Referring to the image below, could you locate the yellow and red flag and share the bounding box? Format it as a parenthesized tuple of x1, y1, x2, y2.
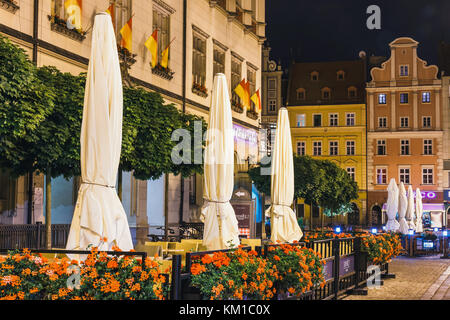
(160, 38, 175, 69)
(234, 79, 247, 107)
(64, 0, 82, 30)
(144, 30, 158, 68)
(251, 89, 262, 112)
(105, 4, 115, 27)
(120, 17, 133, 53)
(244, 80, 251, 110)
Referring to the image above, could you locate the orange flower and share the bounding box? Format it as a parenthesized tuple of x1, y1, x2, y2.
(288, 287, 295, 294)
(191, 263, 206, 275)
(242, 273, 248, 280)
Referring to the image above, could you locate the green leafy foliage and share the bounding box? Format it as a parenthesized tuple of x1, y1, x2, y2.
(249, 155, 359, 215)
(0, 35, 54, 176)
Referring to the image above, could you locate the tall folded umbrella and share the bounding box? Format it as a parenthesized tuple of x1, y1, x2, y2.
(66, 13, 133, 252)
(265, 107, 303, 243)
(385, 178, 400, 232)
(201, 73, 240, 250)
(398, 182, 408, 234)
(415, 188, 424, 233)
(406, 184, 416, 230)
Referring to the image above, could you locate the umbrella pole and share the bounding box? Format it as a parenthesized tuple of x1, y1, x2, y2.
(45, 168, 52, 249)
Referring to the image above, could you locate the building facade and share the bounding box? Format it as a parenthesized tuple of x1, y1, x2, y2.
(366, 37, 445, 227)
(0, 0, 265, 244)
(286, 58, 368, 228)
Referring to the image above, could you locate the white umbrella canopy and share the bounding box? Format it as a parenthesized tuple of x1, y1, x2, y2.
(415, 188, 424, 233)
(397, 182, 408, 234)
(265, 107, 303, 243)
(201, 73, 240, 250)
(66, 13, 133, 252)
(406, 184, 416, 230)
(385, 178, 400, 232)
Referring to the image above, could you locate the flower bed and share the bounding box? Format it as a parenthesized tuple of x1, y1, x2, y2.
(189, 244, 325, 300)
(0, 248, 169, 300)
(359, 232, 402, 265)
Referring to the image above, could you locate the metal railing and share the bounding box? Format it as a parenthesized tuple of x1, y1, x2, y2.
(0, 223, 70, 249)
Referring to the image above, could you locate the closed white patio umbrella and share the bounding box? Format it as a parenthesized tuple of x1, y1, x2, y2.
(66, 13, 133, 252)
(385, 178, 400, 232)
(406, 184, 416, 230)
(415, 188, 424, 233)
(201, 73, 240, 250)
(398, 182, 408, 234)
(265, 107, 303, 243)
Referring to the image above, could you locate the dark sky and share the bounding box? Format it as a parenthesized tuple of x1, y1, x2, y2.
(266, 0, 450, 69)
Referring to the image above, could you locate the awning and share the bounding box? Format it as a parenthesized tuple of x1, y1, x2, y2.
(382, 203, 445, 212)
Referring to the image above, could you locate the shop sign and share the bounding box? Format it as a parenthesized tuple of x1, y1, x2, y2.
(232, 204, 252, 229)
(323, 260, 333, 281)
(412, 191, 437, 200)
(233, 124, 258, 146)
(444, 190, 450, 201)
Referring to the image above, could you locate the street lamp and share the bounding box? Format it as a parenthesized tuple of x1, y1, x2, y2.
(441, 229, 449, 259)
(371, 228, 377, 234)
(335, 226, 341, 234)
(408, 229, 414, 257)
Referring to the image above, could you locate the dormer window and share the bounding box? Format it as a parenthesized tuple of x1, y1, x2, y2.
(321, 87, 331, 100)
(337, 70, 345, 80)
(296, 88, 306, 100)
(348, 86, 357, 99)
(311, 71, 319, 81)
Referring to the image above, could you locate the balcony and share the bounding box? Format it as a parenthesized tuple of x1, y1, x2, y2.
(231, 100, 244, 113)
(247, 109, 259, 120)
(192, 82, 208, 98)
(48, 15, 86, 42)
(0, 0, 19, 14)
(152, 63, 174, 81)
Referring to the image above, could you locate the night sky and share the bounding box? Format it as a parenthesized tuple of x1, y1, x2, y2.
(266, 0, 450, 69)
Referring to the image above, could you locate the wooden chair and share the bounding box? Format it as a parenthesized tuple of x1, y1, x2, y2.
(145, 241, 169, 256)
(136, 243, 162, 258)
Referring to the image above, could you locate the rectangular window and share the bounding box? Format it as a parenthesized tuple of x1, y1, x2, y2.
(296, 114, 306, 127)
(247, 66, 257, 111)
(346, 167, 355, 181)
(423, 139, 433, 155)
(400, 140, 410, 155)
(297, 141, 306, 156)
(329, 141, 338, 156)
(297, 90, 305, 100)
(192, 33, 206, 86)
(109, 0, 133, 39)
(378, 117, 387, 128)
(268, 100, 276, 112)
(422, 92, 431, 103)
(400, 93, 409, 104)
(400, 117, 409, 128)
(400, 65, 409, 76)
(213, 46, 225, 78)
(153, 7, 171, 67)
(313, 141, 322, 156)
(378, 94, 387, 104)
(346, 113, 355, 126)
(346, 140, 355, 155)
(188, 174, 196, 205)
(399, 168, 410, 184)
(422, 167, 433, 185)
(376, 168, 387, 184)
(231, 57, 242, 105)
(377, 140, 386, 155)
(268, 78, 276, 90)
(313, 114, 322, 127)
(422, 116, 432, 128)
(297, 204, 305, 218)
(329, 113, 338, 126)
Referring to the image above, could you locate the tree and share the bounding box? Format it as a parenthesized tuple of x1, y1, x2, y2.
(0, 35, 54, 176)
(249, 155, 358, 229)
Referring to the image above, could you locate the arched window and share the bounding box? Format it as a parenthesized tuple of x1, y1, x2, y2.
(337, 70, 345, 80)
(321, 87, 331, 100)
(348, 86, 357, 99)
(296, 88, 306, 100)
(310, 71, 319, 81)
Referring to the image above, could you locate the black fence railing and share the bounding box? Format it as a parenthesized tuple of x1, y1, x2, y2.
(0, 223, 70, 249)
(170, 236, 394, 300)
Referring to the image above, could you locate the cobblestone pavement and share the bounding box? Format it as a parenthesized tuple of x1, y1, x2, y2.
(344, 255, 450, 300)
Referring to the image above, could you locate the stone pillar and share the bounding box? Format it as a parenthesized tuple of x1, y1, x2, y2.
(135, 179, 149, 246)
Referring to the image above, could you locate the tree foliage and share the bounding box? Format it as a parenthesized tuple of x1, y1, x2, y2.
(0, 35, 54, 176)
(249, 155, 359, 215)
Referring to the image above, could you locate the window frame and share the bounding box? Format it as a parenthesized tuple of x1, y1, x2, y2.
(346, 112, 355, 126)
(346, 167, 356, 181)
(400, 139, 410, 155)
(378, 93, 387, 105)
(422, 116, 432, 128)
(399, 167, 410, 185)
(296, 114, 306, 127)
(400, 92, 409, 104)
(329, 140, 339, 156)
(378, 117, 387, 128)
(297, 141, 306, 156)
(313, 141, 322, 156)
(422, 166, 434, 185)
(377, 139, 386, 155)
(313, 114, 322, 127)
(376, 167, 388, 185)
(346, 140, 356, 156)
(329, 113, 338, 127)
(400, 116, 409, 128)
(399, 64, 409, 77)
(422, 91, 431, 103)
(423, 139, 433, 155)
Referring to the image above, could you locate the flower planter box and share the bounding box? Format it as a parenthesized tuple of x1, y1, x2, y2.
(48, 16, 86, 42)
(0, 0, 19, 14)
(231, 102, 244, 113)
(152, 66, 174, 80)
(192, 86, 208, 98)
(246, 110, 258, 120)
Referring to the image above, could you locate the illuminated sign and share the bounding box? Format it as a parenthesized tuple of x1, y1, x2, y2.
(444, 190, 450, 201)
(233, 124, 258, 146)
(411, 191, 436, 199)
